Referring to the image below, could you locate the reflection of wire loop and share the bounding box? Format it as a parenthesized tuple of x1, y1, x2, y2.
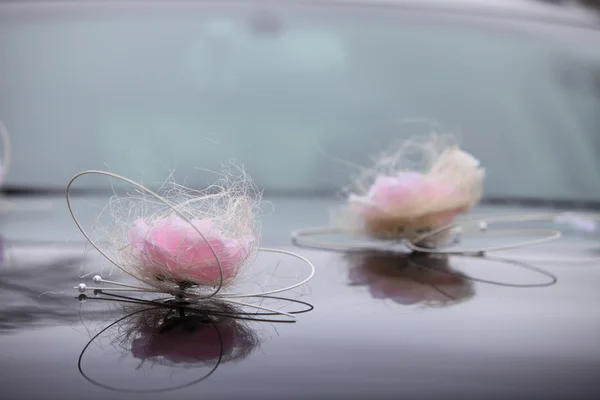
(346, 250, 557, 309)
(77, 307, 233, 394)
(411, 254, 558, 288)
(78, 296, 314, 393)
(294, 219, 559, 288)
(78, 307, 224, 394)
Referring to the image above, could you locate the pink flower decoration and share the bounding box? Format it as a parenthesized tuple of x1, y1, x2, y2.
(127, 215, 255, 286)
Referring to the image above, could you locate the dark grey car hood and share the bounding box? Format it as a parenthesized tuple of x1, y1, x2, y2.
(1, 196, 599, 400)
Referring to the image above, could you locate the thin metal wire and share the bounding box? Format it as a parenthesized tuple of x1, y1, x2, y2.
(291, 213, 570, 256)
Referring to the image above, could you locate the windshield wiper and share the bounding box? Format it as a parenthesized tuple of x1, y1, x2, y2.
(482, 196, 600, 210)
(0, 186, 104, 196)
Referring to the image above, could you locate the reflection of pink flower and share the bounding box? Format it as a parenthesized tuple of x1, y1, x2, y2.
(366, 271, 464, 305)
(368, 280, 425, 305)
(348, 258, 469, 306)
(128, 215, 255, 285)
(131, 320, 237, 364)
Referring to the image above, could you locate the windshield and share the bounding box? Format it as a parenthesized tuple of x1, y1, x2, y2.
(1, 2, 600, 202)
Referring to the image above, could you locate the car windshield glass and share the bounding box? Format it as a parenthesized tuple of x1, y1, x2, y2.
(1, 3, 600, 202)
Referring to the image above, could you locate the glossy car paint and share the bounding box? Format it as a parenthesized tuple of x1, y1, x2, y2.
(1, 196, 600, 399)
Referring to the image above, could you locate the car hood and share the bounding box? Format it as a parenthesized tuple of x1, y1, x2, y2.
(1, 195, 599, 399)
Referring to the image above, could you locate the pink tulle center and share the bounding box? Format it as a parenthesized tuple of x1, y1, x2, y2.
(367, 173, 454, 209)
(128, 215, 254, 285)
(354, 173, 462, 224)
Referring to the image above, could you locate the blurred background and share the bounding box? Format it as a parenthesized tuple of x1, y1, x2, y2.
(0, 0, 599, 201)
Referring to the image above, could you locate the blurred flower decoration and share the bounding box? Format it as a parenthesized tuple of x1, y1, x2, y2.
(292, 133, 486, 253)
(340, 135, 484, 246)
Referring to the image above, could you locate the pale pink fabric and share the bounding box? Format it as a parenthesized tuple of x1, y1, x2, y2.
(128, 215, 254, 285)
(352, 173, 462, 224)
(366, 173, 455, 209)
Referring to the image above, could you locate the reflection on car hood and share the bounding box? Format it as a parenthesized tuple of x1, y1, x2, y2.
(1, 196, 599, 399)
